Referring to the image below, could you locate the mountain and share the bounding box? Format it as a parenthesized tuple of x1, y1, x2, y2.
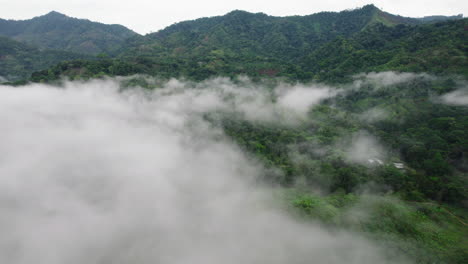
(3, 4, 461, 82)
(0, 36, 90, 81)
(0, 11, 138, 55)
(120, 4, 464, 62)
(120, 5, 423, 61)
(30, 12, 467, 82)
(301, 18, 468, 81)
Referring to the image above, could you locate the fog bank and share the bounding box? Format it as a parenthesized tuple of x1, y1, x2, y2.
(0, 79, 409, 264)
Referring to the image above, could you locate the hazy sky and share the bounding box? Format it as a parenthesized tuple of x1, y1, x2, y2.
(0, 0, 465, 34)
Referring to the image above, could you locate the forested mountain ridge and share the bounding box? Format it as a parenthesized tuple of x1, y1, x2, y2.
(30, 16, 467, 82)
(301, 18, 468, 81)
(3, 5, 465, 82)
(119, 5, 425, 61)
(0, 11, 138, 55)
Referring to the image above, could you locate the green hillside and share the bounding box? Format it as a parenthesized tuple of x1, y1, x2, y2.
(0, 11, 138, 55)
(29, 18, 467, 82)
(120, 5, 421, 61)
(301, 18, 468, 81)
(27, 5, 465, 82)
(0, 36, 90, 81)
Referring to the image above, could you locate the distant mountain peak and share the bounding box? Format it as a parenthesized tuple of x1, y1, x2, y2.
(362, 4, 379, 9)
(225, 10, 267, 17)
(0, 10, 137, 55)
(44, 11, 67, 18)
(226, 10, 249, 15)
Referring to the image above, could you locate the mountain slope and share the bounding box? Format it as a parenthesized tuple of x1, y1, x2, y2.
(26, 5, 466, 82)
(0, 11, 138, 54)
(301, 18, 468, 81)
(30, 17, 467, 82)
(120, 5, 422, 62)
(0, 36, 90, 81)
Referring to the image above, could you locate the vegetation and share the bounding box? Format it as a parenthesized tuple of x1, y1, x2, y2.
(302, 19, 468, 81)
(211, 77, 467, 205)
(1, 5, 467, 263)
(282, 190, 467, 264)
(210, 76, 467, 263)
(27, 8, 466, 83)
(0, 36, 90, 81)
(0, 11, 137, 55)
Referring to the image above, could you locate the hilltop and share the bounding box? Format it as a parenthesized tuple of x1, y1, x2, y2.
(0, 11, 138, 55)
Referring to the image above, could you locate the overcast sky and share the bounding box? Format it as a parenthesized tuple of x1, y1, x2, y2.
(0, 0, 465, 34)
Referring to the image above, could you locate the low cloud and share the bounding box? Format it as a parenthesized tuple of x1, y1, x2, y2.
(358, 107, 389, 123)
(276, 83, 336, 116)
(130, 77, 338, 124)
(0, 79, 408, 264)
(343, 131, 388, 166)
(440, 88, 468, 106)
(352, 71, 433, 89)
